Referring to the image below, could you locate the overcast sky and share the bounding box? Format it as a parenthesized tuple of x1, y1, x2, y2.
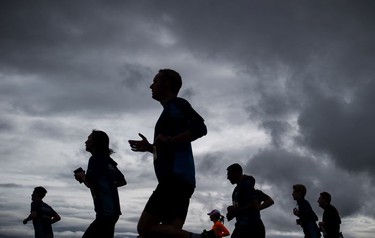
(1, 1, 375, 237)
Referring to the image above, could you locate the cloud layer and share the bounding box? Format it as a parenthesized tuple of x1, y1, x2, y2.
(1, 1, 375, 237)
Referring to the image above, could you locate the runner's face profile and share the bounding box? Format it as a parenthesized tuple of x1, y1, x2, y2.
(150, 73, 168, 101)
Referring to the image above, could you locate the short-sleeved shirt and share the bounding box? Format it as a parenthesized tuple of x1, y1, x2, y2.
(86, 155, 122, 216)
(322, 204, 341, 237)
(255, 190, 271, 204)
(297, 198, 319, 224)
(255, 189, 271, 219)
(31, 201, 58, 238)
(212, 221, 230, 237)
(232, 176, 259, 226)
(153, 97, 207, 186)
(296, 198, 320, 237)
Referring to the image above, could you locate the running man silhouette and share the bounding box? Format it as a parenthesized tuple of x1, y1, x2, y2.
(292, 184, 321, 238)
(129, 69, 207, 238)
(23, 186, 61, 238)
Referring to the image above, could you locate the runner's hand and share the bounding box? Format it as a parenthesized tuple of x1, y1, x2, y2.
(129, 133, 152, 152)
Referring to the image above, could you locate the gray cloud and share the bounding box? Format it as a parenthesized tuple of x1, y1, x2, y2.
(1, 1, 374, 237)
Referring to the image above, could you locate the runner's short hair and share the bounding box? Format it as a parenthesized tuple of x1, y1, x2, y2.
(34, 186, 47, 199)
(320, 191, 332, 203)
(293, 184, 307, 197)
(227, 163, 243, 174)
(159, 69, 182, 95)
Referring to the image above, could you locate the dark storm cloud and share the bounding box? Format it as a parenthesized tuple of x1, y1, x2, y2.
(0, 0, 158, 117)
(161, 1, 375, 72)
(0, 117, 14, 133)
(0, 183, 22, 188)
(195, 152, 223, 177)
(246, 148, 375, 217)
(119, 63, 153, 90)
(1, 1, 375, 237)
(135, 0, 375, 182)
(171, 1, 375, 180)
